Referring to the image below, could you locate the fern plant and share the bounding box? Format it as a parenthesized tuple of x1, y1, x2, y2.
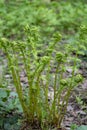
(0, 25, 83, 129)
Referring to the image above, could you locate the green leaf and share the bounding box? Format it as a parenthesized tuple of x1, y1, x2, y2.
(0, 89, 8, 99)
(76, 125, 87, 130)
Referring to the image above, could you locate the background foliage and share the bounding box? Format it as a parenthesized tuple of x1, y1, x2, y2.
(0, 0, 87, 41)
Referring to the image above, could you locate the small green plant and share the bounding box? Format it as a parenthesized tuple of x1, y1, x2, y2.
(70, 124, 78, 130)
(76, 96, 83, 105)
(0, 25, 83, 129)
(0, 65, 10, 113)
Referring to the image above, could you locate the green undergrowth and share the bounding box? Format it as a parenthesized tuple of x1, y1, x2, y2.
(0, 113, 22, 130)
(0, 0, 87, 41)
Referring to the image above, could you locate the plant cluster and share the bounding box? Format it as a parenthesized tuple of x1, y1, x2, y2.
(0, 25, 83, 129)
